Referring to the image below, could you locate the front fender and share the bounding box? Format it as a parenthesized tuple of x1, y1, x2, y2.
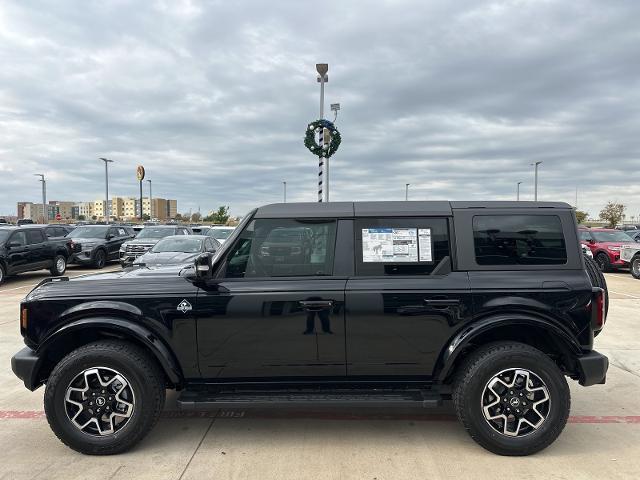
(37, 316, 182, 385)
(436, 313, 582, 383)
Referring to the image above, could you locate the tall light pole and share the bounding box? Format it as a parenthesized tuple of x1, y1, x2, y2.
(316, 63, 328, 203)
(147, 179, 152, 219)
(531, 161, 542, 201)
(283, 181, 287, 203)
(33, 174, 46, 222)
(517, 181, 522, 201)
(99, 158, 114, 224)
(405, 183, 410, 201)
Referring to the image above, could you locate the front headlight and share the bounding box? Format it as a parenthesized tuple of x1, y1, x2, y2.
(608, 246, 621, 251)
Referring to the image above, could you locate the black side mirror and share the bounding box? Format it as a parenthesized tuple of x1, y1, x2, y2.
(195, 253, 213, 278)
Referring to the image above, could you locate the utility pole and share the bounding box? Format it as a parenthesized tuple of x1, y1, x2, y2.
(531, 161, 542, 201)
(517, 181, 522, 201)
(33, 174, 46, 222)
(316, 63, 328, 202)
(99, 158, 113, 224)
(283, 181, 287, 203)
(405, 184, 410, 201)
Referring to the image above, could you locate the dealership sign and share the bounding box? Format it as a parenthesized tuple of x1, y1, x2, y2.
(136, 165, 145, 181)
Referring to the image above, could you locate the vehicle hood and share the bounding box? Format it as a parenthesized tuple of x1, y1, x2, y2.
(70, 237, 106, 245)
(133, 251, 199, 266)
(596, 241, 637, 248)
(25, 264, 194, 301)
(125, 238, 161, 245)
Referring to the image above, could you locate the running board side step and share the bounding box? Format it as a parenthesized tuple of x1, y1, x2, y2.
(177, 389, 442, 410)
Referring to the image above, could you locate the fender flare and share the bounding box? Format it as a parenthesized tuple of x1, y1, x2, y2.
(36, 316, 182, 385)
(436, 313, 582, 383)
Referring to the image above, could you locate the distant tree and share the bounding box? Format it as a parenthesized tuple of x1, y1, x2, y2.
(174, 213, 183, 221)
(599, 202, 625, 228)
(574, 210, 589, 224)
(142, 214, 151, 221)
(77, 215, 86, 221)
(91, 215, 97, 221)
(191, 212, 202, 223)
(213, 206, 230, 224)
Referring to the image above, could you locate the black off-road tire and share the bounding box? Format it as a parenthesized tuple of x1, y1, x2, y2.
(595, 252, 612, 272)
(93, 249, 107, 269)
(49, 254, 67, 277)
(584, 255, 609, 316)
(453, 342, 570, 456)
(630, 254, 640, 280)
(44, 340, 165, 455)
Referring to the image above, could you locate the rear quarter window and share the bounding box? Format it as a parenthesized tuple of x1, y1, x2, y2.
(473, 215, 567, 266)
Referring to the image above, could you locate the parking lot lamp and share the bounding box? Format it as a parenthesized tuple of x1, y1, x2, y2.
(99, 158, 114, 224)
(33, 174, 46, 222)
(517, 181, 522, 201)
(147, 179, 152, 219)
(283, 181, 287, 203)
(405, 183, 410, 201)
(531, 161, 542, 201)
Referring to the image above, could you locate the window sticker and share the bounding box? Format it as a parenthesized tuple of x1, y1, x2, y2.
(362, 228, 419, 262)
(418, 228, 432, 262)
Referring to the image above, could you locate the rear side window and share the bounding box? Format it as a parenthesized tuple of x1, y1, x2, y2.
(473, 215, 567, 265)
(26, 229, 45, 244)
(224, 219, 337, 278)
(355, 218, 450, 276)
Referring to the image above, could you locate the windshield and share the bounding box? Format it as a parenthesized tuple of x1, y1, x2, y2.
(0, 230, 11, 243)
(211, 228, 233, 240)
(68, 226, 109, 239)
(151, 237, 203, 253)
(136, 228, 176, 239)
(592, 230, 634, 242)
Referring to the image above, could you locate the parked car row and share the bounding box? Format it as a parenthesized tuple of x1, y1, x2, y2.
(0, 222, 235, 283)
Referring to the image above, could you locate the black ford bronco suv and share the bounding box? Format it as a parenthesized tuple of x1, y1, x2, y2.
(11, 201, 608, 456)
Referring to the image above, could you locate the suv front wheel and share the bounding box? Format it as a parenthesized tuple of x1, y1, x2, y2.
(44, 340, 165, 455)
(453, 342, 570, 456)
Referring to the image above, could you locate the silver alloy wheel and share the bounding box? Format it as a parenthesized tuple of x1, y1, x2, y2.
(64, 367, 135, 436)
(481, 368, 550, 437)
(633, 257, 640, 277)
(56, 257, 66, 273)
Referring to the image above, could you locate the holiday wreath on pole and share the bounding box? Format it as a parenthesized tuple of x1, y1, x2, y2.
(304, 119, 341, 158)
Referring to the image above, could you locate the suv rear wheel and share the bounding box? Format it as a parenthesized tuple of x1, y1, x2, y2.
(0, 263, 5, 285)
(50, 254, 67, 276)
(44, 340, 165, 455)
(453, 342, 570, 456)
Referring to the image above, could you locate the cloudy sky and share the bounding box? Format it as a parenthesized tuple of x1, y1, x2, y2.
(1, 0, 639, 219)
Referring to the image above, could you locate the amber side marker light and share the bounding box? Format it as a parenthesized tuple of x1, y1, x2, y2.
(21, 308, 28, 329)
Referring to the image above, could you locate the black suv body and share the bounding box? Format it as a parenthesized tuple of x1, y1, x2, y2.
(11, 202, 608, 455)
(67, 225, 135, 269)
(0, 226, 72, 284)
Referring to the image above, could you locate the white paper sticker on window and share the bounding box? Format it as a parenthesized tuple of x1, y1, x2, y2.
(362, 228, 419, 262)
(418, 228, 433, 262)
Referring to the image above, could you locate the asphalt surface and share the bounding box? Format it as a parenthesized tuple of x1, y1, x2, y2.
(0, 267, 639, 479)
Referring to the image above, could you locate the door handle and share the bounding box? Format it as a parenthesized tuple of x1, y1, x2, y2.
(423, 298, 460, 308)
(299, 300, 333, 311)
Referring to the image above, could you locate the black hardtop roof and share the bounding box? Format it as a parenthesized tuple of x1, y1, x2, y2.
(254, 201, 572, 218)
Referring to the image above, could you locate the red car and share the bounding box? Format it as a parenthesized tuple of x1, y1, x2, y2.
(579, 228, 636, 271)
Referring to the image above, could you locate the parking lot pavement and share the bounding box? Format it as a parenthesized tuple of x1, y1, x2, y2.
(1, 271, 639, 479)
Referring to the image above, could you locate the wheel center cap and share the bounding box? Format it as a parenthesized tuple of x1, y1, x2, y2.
(96, 397, 106, 406)
(509, 397, 520, 407)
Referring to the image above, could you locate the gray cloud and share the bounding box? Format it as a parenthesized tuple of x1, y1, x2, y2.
(1, 0, 640, 221)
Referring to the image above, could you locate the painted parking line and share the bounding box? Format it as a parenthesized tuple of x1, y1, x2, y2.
(2, 410, 640, 424)
(0, 268, 120, 293)
(609, 290, 640, 299)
